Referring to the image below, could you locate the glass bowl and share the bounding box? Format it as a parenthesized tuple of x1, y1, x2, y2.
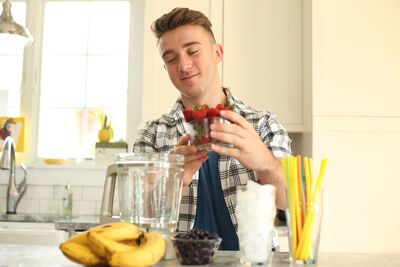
(171, 235, 222, 265)
(187, 117, 233, 151)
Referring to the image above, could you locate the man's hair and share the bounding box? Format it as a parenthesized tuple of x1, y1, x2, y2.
(151, 7, 215, 43)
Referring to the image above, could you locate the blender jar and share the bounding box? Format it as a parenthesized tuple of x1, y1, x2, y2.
(116, 153, 184, 234)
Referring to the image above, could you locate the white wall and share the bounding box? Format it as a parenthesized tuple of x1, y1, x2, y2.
(312, 0, 400, 253)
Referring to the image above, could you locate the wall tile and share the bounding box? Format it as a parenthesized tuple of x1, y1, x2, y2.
(24, 185, 54, 200)
(72, 200, 96, 216)
(54, 185, 82, 201)
(17, 199, 40, 214)
(82, 187, 104, 201)
(40, 199, 62, 215)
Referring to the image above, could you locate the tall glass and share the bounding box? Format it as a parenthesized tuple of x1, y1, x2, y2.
(236, 181, 276, 266)
(285, 188, 323, 264)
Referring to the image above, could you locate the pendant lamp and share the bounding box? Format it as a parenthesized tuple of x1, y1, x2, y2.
(0, 0, 33, 47)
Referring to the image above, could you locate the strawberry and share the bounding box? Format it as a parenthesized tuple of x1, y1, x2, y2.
(192, 105, 207, 120)
(216, 104, 225, 110)
(183, 109, 193, 122)
(201, 132, 211, 144)
(193, 109, 207, 120)
(216, 103, 230, 111)
(207, 108, 220, 117)
(202, 104, 209, 110)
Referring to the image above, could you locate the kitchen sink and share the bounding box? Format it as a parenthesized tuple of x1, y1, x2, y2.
(0, 217, 69, 246)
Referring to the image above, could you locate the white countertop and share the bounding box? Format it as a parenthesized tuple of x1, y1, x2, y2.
(0, 244, 399, 267)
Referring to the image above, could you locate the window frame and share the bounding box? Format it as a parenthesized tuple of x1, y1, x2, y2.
(18, 0, 143, 164)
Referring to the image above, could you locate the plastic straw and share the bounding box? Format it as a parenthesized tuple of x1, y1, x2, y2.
(297, 159, 328, 260)
(297, 155, 306, 227)
(309, 158, 314, 190)
(315, 159, 329, 190)
(291, 157, 302, 245)
(303, 157, 311, 213)
(284, 156, 297, 254)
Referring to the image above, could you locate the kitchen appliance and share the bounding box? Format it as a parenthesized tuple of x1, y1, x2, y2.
(100, 152, 185, 259)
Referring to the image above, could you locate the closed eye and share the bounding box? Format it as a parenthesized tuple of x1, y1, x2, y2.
(165, 57, 176, 64)
(188, 50, 199, 55)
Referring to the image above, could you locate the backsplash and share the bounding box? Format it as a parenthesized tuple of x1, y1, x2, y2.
(0, 184, 119, 216)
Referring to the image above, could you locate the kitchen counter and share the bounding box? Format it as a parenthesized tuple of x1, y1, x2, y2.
(0, 244, 398, 267)
(1, 213, 288, 236)
(0, 214, 101, 236)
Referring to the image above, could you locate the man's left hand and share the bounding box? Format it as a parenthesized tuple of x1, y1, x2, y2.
(209, 110, 272, 173)
(209, 110, 287, 210)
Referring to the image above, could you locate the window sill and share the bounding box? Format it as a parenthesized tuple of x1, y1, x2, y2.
(28, 159, 109, 171)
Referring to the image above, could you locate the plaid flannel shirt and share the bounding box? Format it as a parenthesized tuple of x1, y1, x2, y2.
(133, 88, 292, 233)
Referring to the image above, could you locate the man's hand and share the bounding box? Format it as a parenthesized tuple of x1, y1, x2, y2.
(209, 110, 273, 172)
(170, 134, 208, 187)
(209, 110, 287, 209)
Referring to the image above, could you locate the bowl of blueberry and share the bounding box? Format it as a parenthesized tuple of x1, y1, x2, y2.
(171, 228, 222, 265)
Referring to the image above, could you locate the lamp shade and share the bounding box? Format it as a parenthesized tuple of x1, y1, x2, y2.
(0, 0, 33, 46)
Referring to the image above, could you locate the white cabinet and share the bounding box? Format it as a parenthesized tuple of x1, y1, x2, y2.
(222, 0, 304, 131)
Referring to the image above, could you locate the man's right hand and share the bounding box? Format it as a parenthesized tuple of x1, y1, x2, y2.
(170, 134, 208, 187)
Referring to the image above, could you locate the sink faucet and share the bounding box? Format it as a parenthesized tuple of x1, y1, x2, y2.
(0, 136, 27, 214)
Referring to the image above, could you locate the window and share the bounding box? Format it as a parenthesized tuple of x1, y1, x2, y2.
(0, 2, 26, 116)
(37, 1, 131, 158)
(5, 1, 130, 158)
(0, 0, 135, 161)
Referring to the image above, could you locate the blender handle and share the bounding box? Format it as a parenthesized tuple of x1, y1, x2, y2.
(100, 164, 118, 220)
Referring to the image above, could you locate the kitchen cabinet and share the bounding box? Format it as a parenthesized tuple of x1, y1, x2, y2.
(139, 0, 305, 133)
(222, 0, 303, 132)
(311, 0, 400, 253)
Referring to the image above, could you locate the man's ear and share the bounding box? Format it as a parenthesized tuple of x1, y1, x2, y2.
(214, 43, 224, 64)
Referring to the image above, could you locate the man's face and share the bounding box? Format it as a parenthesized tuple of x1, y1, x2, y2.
(158, 24, 223, 101)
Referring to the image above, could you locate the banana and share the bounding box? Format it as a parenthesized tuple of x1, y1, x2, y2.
(67, 230, 90, 245)
(60, 241, 106, 266)
(90, 222, 142, 241)
(87, 230, 142, 258)
(66, 222, 141, 246)
(108, 232, 166, 267)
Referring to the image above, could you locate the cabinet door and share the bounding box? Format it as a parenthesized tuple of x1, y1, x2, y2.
(222, 0, 303, 131)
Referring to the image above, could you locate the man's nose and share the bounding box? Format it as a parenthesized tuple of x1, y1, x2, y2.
(178, 55, 192, 72)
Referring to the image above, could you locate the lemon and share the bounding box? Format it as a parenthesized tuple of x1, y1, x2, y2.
(98, 129, 111, 142)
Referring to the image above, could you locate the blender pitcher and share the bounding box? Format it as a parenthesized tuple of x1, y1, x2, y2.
(100, 152, 185, 259)
(117, 153, 184, 233)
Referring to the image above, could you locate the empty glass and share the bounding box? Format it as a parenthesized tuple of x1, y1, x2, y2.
(116, 153, 184, 233)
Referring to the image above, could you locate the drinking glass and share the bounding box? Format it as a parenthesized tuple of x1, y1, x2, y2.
(236, 181, 276, 266)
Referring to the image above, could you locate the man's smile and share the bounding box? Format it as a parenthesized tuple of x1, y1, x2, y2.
(180, 73, 199, 81)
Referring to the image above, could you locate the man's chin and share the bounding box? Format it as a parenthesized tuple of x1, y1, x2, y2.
(178, 87, 202, 99)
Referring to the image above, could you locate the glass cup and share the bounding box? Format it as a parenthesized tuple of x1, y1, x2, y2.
(187, 117, 233, 151)
(285, 188, 323, 264)
(236, 181, 276, 266)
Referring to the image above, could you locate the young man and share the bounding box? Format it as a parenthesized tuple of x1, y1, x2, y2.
(133, 7, 291, 250)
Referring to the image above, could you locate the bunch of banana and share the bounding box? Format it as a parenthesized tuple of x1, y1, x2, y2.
(59, 222, 166, 267)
